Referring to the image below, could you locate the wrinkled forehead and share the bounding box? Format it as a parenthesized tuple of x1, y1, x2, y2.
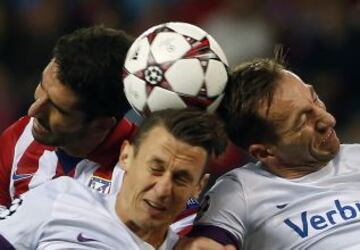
(139, 126, 205, 154)
(136, 126, 208, 173)
(274, 70, 308, 99)
(258, 70, 312, 120)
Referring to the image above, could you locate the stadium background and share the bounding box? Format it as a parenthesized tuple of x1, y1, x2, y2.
(0, 0, 359, 144)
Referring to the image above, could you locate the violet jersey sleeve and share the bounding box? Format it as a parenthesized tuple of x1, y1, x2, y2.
(191, 171, 247, 249)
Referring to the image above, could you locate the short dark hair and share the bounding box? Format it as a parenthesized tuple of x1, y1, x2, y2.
(53, 25, 133, 120)
(132, 108, 228, 159)
(219, 52, 286, 150)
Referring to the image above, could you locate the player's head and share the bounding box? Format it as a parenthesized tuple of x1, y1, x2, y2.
(118, 108, 227, 236)
(220, 53, 340, 174)
(27, 26, 133, 149)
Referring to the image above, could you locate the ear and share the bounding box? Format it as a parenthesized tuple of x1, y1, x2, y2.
(248, 144, 275, 162)
(119, 140, 133, 171)
(193, 173, 210, 199)
(90, 116, 117, 132)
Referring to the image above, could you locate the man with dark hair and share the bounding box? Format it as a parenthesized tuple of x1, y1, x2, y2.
(0, 26, 136, 209)
(176, 54, 360, 249)
(0, 108, 228, 249)
(0, 24, 238, 239)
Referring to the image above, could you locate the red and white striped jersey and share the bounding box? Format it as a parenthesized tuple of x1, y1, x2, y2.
(0, 111, 139, 208)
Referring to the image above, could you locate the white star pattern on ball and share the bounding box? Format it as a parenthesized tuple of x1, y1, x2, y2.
(123, 22, 229, 116)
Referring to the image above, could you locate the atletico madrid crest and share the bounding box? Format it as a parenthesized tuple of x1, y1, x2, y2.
(88, 176, 112, 194)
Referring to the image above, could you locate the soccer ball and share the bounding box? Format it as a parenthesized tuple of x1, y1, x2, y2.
(123, 22, 229, 116)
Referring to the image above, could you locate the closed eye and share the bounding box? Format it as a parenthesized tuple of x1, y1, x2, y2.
(173, 171, 193, 186)
(149, 166, 164, 175)
(174, 177, 188, 186)
(294, 114, 307, 131)
(148, 158, 166, 175)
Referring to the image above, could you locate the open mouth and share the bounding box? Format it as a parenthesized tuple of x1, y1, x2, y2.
(33, 119, 50, 134)
(144, 199, 167, 211)
(320, 129, 334, 145)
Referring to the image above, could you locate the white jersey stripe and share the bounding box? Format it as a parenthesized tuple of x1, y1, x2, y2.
(9, 119, 35, 200)
(73, 160, 100, 184)
(28, 150, 58, 190)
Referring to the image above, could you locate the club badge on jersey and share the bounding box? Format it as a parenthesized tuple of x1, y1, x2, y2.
(186, 197, 200, 209)
(88, 176, 111, 194)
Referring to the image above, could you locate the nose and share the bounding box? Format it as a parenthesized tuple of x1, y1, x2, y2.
(154, 175, 173, 200)
(27, 95, 49, 118)
(315, 108, 336, 132)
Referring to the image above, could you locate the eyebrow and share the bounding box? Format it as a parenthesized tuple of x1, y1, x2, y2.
(308, 85, 317, 100)
(39, 79, 72, 115)
(150, 157, 166, 166)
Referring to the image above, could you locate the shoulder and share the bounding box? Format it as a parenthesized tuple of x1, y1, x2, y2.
(215, 161, 262, 187)
(1, 116, 31, 137)
(18, 177, 105, 216)
(204, 162, 265, 211)
(17, 176, 97, 204)
(22, 176, 81, 200)
(0, 116, 32, 145)
(338, 143, 360, 154)
(0, 116, 35, 206)
(0, 178, 77, 223)
(49, 177, 111, 206)
(335, 144, 360, 165)
(200, 164, 260, 214)
(47, 177, 98, 198)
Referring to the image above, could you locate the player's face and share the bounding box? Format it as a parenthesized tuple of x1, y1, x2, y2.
(27, 60, 89, 147)
(260, 70, 340, 169)
(119, 126, 208, 231)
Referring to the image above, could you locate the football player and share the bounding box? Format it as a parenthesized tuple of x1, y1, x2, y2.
(176, 54, 360, 250)
(0, 108, 227, 249)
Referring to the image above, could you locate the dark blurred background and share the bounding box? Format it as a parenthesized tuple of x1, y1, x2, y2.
(0, 0, 360, 142)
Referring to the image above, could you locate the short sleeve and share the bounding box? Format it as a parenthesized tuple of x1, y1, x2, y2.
(193, 172, 247, 247)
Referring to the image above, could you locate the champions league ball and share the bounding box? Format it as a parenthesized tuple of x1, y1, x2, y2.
(123, 22, 229, 116)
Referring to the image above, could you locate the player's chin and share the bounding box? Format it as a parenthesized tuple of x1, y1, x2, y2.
(32, 132, 59, 146)
(142, 209, 173, 226)
(312, 148, 338, 164)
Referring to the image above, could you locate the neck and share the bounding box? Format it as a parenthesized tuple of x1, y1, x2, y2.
(115, 182, 168, 249)
(126, 221, 168, 248)
(58, 130, 111, 158)
(263, 161, 328, 179)
(58, 143, 97, 158)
